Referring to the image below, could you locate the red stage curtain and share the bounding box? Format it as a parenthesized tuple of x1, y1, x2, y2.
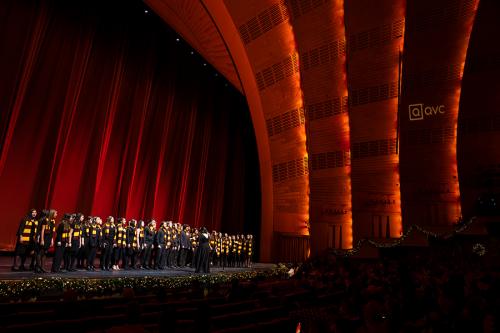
(0, 0, 260, 250)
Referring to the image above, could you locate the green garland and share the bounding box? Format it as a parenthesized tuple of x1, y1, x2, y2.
(331, 216, 478, 257)
(0, 265, 290, 301)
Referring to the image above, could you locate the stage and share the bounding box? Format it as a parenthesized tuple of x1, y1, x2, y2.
(0, 255, 287, 301)
(0, 256, 275, 281)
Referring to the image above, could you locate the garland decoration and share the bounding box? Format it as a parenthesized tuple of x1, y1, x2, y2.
(0, 265, 290, 301)
(330, 216, 478, 257)
(472, 243, 486, 256)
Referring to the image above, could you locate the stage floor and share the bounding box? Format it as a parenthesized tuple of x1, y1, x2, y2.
(0, 256, 275, 280)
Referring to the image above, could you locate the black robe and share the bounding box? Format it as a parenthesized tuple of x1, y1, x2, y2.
(194, 233, 210, 273)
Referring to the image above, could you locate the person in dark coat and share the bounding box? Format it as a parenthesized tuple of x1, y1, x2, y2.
(86, 217, 102, 271)
(100, 216, 115, 271)
(36, 209, 57, 273)
(137, 220, 145, 269)
(75, 214, 86, 268)
(194, 227, 211, 274)
(142, 220, 156, 269)
(12, 208, 38, 271)
(33, 209, 48, 273)
(62, 214, 75, 271)
(169, 223, 180, 268)
(69, 213, 83, 272)
(113, 218, 127, 270)
(190, 228, 199, 267)
(51, 214, 71, 273)
(155, 221, 167, 270)
(179, 224, 192, 267)
(126, 219, 139, 269)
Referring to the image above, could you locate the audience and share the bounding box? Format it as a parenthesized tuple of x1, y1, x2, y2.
(1, 237, 499, 332)
(293, 240, 500, 333)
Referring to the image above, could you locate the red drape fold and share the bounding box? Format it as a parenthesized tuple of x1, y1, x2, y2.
(0, 0, 258, 250)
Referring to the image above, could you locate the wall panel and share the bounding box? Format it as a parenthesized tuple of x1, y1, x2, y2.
(344, 0, 405, 241)
(457, 0, 500, 220)
(288, 0, 352, 251)
(399, 0, 479, 230)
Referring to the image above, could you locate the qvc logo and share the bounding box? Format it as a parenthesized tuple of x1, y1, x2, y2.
(408, 104, 445, 121)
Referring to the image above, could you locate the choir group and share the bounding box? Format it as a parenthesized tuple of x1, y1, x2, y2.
(11, 209, 254, 274)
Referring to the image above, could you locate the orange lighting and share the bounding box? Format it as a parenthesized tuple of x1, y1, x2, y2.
(282, 19, 309, 237)
(388, 2, 406, 238)
(449, 0, 480, 223)
(337, 0, 353, 249)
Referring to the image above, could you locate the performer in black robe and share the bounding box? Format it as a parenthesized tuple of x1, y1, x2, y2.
(155, 222, 167, 270)
(126, 219, 139, 269)
(36, 209, 56, 273)
(137, 220, 145, 269)
(178, 224, 191, 267)
(100, 216, 115, 271)
(12, 209, 38, 271)
(169, 223, 180, 268)
(33, 209, 48, 273)
(86, 217, 102, 271)
(113, 218, 127, 270)
(194, 227, 210, 274)
(69, 213, 83, 272)
(75, 214, 86, 268)
(51, 214, 71, 273)
(142, 220, 156, 269)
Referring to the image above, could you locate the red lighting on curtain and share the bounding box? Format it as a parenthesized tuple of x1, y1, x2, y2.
(0, 0, 259, 250)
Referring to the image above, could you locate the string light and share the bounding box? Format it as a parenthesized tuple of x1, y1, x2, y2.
(0, 218, 481, 299)
(0, 266, 289, 300)
(329, 216, 478, 257)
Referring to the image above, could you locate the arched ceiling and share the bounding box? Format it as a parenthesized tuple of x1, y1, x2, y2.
(146, 0, 490, 263)
(144, 0, 243, 92)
